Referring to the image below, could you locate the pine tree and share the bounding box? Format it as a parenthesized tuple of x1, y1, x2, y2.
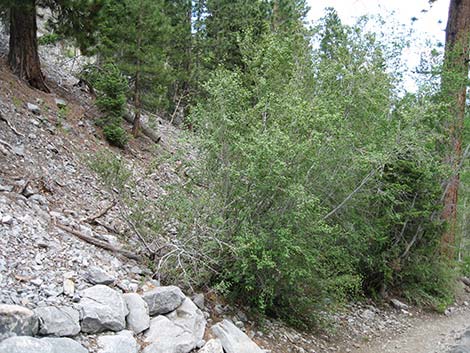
(198, 0, 271, 71)
(98, 0, 170, 136)
(164, 0, 192, 121)
(0, 0, 103, 92)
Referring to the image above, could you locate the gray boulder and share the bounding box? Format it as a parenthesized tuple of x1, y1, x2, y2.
(97, 330, 138, 353)
(55, 98, 67, 109)
(35, 306, 80, 337)
(0, 336, 87, 353)
(166, 298, 206, 347)
(143, 316, 195, 353)
(142, 286, 185, 316)
(124, 293, 150, 334)
(85, 267, 116, 285)
(192, 293, 205, 310)
(199, 339, 223, 353)
(27, 103, 41, 115)
(450, 330, 470, 353)
(79, 285, 128, 333)
(390, 298, 409, 310)
(0, 304, 38, 341)
(211, 319, 263, 353)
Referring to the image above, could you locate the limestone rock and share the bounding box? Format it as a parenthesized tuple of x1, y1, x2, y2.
(390, 298, 409, 310)
(142, 286, 185, 316)
(166, 298, 206, 347)
(27, 103, 41, 115)
(0, 304, 38, 341)
(0, 336, 87, 353)
(63, 279, 75, 297)
(55, 98, 67, 109)
(450, 330, 470, 353)
(85, 266, 116, 285)
(97, 330, 138, 353)
(192, 293, 205, 310)
(124, 293, 150, 334)
(143, 316, 195, 353)
(79, 285, 128, 333)
(35, 306, 80, 337)
(198, 339, 223, 353)
(211, 319, 264, 353)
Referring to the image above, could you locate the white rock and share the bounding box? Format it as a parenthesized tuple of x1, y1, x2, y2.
(211, 319, 264, 353)
(166, 297, 206, 347)
(55, 98, 67, 109)
(143, 316, 195, 353)
(97, 330, 138, 353)
(63, 279, 75, 297)
(35, 306, 80, 337)
(0, 336, 87, 353)
(124, 293, 150, 334)
(199, 339, 224, 353)
(142, 286, 185, 316)
(0, 304, 38, 341)
(390, 299, 409, 310)
(27, 103, 41, 115)
(79, 285, 128, 333)
(85, 266, 116, 285)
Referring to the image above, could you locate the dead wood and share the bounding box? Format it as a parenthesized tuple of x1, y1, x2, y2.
(0, 112, 25, 137)
(55, 222, 142, 262)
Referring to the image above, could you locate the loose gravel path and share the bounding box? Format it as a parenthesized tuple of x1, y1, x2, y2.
(352, 304, 470, 353)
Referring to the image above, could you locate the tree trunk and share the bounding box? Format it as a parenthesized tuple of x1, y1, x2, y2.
(132, 1, 143, 137)
(8, 0, 50, 92)
(441, 0, 470, 258)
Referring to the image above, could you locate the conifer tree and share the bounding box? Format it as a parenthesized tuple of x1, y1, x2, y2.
(98, 0, 170, 136)
(0, 0, 103, 92)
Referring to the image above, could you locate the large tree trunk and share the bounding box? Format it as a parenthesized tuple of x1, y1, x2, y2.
(8, 0, 50, 92)
(441, 0, 470, 258)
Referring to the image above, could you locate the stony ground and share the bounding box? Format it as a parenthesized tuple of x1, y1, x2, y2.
(1, 23, 470, 353)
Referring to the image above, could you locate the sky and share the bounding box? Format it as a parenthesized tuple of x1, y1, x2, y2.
(306, 0, 451, 91)
(307, 0, 448, 36)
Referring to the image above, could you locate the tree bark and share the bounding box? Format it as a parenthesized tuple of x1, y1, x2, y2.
(441, 0, 470, 258)
(132, 0, 143, 137)
(8, 0, 50, 92)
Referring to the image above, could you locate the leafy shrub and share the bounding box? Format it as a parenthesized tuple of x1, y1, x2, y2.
(187, 34, 365, 327)
(88, 149, 132, 192)
(153, 11, 453, 329)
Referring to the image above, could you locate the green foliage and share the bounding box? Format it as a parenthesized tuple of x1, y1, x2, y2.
(88, 149, 132, 192)
(82, 63, 129, 147)
(188, 32, 365, 327)
(170, 12, 454, 328)
(38, 33, 61, 45)
(97, 0, 171, 112)
(103, 124, 128, 148)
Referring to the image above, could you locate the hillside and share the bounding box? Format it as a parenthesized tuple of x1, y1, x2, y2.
(2, 1, 470, 352)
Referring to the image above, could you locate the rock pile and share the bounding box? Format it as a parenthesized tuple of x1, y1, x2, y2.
(0, 282, 265, 353)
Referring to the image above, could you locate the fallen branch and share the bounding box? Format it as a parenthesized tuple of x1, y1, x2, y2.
(116, 202, 154, 256)
(0, 139, 13, 151)
(55, 222, 142, 261)
(84, 201, 116, 223)
(0, 112, 25, 137)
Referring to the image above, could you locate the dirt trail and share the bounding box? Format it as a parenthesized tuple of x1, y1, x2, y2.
(352, 305, 470, 353)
